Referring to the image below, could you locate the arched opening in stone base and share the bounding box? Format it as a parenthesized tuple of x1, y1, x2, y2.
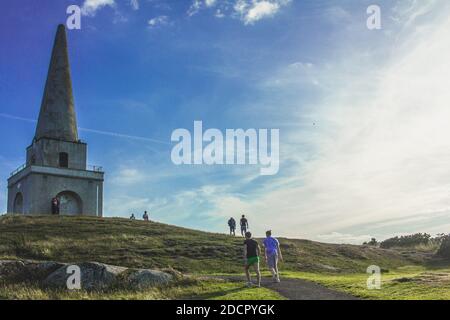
(13, 193, 24, 214)
(56, 191, 82, 215)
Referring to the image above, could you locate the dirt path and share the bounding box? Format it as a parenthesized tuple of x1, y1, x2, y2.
(218, 276, 358, 300)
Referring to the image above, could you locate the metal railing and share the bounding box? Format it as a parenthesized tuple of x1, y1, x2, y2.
(10, 163, 103, 176)
(88, 165, 104, 172)
(10, 163, 26, 177)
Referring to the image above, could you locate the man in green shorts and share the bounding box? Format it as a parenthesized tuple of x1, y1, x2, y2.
(243, 231, 261, 287)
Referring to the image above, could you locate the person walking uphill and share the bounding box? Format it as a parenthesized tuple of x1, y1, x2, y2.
(240, 215, 249, 236)
(263, 230, 283, 283)
(228, 217, 236, 236)
(243, 231, 261, 287)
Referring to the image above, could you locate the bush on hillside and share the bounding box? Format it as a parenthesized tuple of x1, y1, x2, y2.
(380, 233, 431, 249)
(437, 235, 450, 259)
(363, 238, 378, 246)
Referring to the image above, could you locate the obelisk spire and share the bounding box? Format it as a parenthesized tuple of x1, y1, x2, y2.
(35, 24, 78, 142)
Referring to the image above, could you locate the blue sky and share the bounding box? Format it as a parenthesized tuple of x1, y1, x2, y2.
(1, 0, 450, 243)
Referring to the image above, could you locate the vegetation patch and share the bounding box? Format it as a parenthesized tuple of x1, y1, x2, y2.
(283, 267, 450, 300)
(0, 215, 421, 274)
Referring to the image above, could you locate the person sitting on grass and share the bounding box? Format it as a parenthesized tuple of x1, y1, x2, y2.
(263, 230, 283, 283)
(243, 231, 261, 287)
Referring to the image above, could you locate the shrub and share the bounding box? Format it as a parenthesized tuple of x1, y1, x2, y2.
(380, 233, 431, 249)
(363, 238, 378, 246)
(437, 235, 450, 259)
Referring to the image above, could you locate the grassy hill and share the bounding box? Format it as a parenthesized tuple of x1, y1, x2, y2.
(2, 215, 450, 300)
(0, 215, 424, 274)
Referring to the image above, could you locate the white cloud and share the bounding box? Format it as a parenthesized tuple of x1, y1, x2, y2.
(324, 6, 352, 23)
(162, 1, 450, 243)
(234, 0, 290, 25)
(187, 0, 203, 17)
(317, 232, 374, 245)
(130, 0, 139, 10)
(391, 0, 438, 27)
(264, 62, 318, 87)
(81, 0, 115, 16)
(111, 168, 146, 185)
(148, 15, 170, 28)
(105, 195, 166, 217)
(239, 2, 450, 242)
(187, 0, 217, 17)
(205, 0, 217, 7)
(240, 1, 279, 25)
(188, 0, 290, 24)
(215, 9, 225, 18)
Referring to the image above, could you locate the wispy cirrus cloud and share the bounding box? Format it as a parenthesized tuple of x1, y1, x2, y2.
(391, 0, 438, 27)
(0, 113, 169, 145)
(136, 0, 450, 242)
(316, 232, 374, 245)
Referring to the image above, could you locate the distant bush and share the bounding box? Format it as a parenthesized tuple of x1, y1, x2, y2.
(437, 235, 450, 259)
(380, 233, 431, 249)
(363, 238, 378, 246)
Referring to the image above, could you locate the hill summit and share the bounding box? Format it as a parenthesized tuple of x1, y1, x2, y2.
(0, 215, 420, 274)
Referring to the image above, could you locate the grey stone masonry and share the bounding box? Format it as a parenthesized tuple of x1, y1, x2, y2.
(35, 24, 78, 142)
(6, 24, 104, 216)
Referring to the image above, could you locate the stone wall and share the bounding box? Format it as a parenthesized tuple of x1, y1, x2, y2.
(7, 166, 103, 216)
(26, 138, 87, 170)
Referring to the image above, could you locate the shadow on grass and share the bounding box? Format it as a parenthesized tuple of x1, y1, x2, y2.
(181, 285, 249, 300)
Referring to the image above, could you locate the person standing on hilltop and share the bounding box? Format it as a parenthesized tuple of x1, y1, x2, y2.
(243, 231, 261, 287)
(240, 215, 249, 236)
(130, 213, 136, 220)
(263, 230, 283, 283)
(143, 211, 149, 221)
(228, 217, 236, 236)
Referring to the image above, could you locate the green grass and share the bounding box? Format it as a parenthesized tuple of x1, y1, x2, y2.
(0, 277, 284, 300)
(0, 215, 421, 274)
(1, 214, 449, 300)
(282, 267, 450, 300)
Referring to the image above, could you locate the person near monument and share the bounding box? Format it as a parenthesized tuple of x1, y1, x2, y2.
(143, 211, 149, 221)
(228, 217, 236, 236)
(263, 230, 283, 283)
(51, 197, 60, 215)
(243, 231, 261, 287)
(240, 215, 249, 236)
(130, 213, 136, 220)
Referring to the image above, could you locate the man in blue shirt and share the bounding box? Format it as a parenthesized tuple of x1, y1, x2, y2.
(263, 230, 283, 283)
